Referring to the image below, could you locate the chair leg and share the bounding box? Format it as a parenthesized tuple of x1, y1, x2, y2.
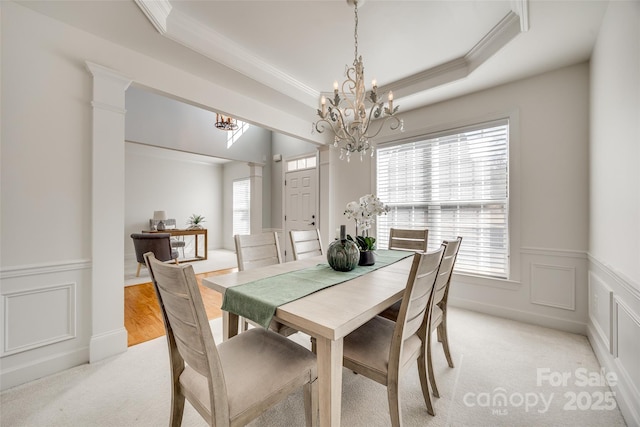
(136, 263, 142, 277)
(239, 317, 249, 332)
(303, 378, 318, 427)
(387, 379, 402, 427)
(418, 351, 435, 416)
(440, 314, 455, 368)
(169, 391, 186, 427)
(427, 328, 440, 398)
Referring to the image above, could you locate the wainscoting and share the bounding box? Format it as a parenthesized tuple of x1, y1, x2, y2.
(0, 259, 92, 391)
(449, 247, 589, 334)
(587, 256, 640, 427)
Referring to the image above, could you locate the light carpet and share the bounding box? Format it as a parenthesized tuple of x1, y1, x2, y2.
(0, 308, 627, 426)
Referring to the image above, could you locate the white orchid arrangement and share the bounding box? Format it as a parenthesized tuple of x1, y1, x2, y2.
(344, 194, 390, 251)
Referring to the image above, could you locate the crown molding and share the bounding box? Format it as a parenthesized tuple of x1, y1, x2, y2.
(511, 0, 530, 32)
(134, 0, 172, 34)
(163, 7, 319, 108)
(381, 10, 522, 99)
(135, 1, 528, 109)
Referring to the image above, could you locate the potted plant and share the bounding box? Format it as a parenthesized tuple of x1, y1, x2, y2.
(344, 194, 389, 266)
(186, 214, 206, 230)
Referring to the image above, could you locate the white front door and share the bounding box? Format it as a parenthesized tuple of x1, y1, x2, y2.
(284, 166, 318, 261)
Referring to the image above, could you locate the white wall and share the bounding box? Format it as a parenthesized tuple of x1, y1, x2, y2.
(329, 63, 591, 333)
(588, 2, 640, 425)
(124, 143, 224, 255)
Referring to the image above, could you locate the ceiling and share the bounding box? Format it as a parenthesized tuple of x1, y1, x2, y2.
(18, 0, 608, 126)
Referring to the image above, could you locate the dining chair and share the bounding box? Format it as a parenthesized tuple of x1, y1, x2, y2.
(144, 252, 318, 427)
(425, 236, 462, 400)
(130, 233, 179, 277)
(378, 228, 429, 319)
(342, 248, 444, 425)
(235, 232, 283, 271)
(388, 228, 429, 252)
(234, 232, 297, 336)
(290, 229, 324, 260)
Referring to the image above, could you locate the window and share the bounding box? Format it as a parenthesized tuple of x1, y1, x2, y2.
(286, 155, 317, 172)
(233, 178, 250, 236)
(377, 120, 509, 278)
(227, 120, 251, 148)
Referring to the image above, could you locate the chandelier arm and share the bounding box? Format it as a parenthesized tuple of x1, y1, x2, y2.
(361, 115, 403, 141)
(314, 116, 358, 148)
(359, 102, 384, 136)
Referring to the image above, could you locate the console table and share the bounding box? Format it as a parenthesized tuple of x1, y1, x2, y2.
(143, 228, 208, 261)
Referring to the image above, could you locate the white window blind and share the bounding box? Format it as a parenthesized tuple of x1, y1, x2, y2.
(233, 178, 250, 236)
(377, 120, 509, 278)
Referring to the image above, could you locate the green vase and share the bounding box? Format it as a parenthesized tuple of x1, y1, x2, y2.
(327, 225, 359, 272)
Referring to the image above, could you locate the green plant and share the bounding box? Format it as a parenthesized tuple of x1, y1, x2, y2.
(187, 214, 206, 229)
(347, 234, 376, 251)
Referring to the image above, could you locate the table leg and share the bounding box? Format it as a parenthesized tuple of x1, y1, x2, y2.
(222, 311, 239, 341)
(315, 336, 343, 427)
(203, 230, 208, 260)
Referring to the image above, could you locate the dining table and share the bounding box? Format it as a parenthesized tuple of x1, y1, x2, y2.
(202, 251, 415, 427)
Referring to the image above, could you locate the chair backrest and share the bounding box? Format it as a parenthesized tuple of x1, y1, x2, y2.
(390, 248, 443, 370)
(290, 229, 324, 260)
(144, 252, 229, 424)
(235, 232, 283, 271)
(388, 228, 429, 252)
(130, 233, 174, 263)
(431, 237, 462, 308)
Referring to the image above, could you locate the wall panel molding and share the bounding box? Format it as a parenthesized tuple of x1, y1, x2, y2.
(0, 259, 91, 279)
(521, 246, 587, 259)
(588, 254, 640, 301)
(588, 271, 613, 354)
(588, 256, 640, 427)
(2, 283, 77, 356)
(530, 263, 576, 310)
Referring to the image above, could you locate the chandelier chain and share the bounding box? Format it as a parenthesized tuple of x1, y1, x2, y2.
(354, 1, 359, 61)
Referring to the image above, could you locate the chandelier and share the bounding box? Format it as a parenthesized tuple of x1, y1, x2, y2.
(215, 113, 239, 131)
(313, 0, 403, 162)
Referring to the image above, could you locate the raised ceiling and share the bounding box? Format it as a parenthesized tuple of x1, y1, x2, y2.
(18, 0, 608, 125)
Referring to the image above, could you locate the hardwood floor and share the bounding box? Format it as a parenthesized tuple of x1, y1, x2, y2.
(124, 268, 236, 346)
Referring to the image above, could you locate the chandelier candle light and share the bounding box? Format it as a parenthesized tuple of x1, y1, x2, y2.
(314, 0, 403, 162)
(215, 113, 239, 131)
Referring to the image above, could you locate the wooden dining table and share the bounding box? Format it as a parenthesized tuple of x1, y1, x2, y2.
(202, 254, 415, 427)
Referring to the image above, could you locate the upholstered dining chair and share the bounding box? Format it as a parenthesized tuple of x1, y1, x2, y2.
(130, 233, 178, 277)
(290, 229, 324, 260)
(342, 248, 444, 425)
(234, 232, 297, 337)
(144, 253, 318, 427)
(378, 228, 429, 319)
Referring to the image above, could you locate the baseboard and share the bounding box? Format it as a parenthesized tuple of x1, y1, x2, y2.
(0, 346, 89, 391)
(588, 322, 640, 427)
(449, 296, 587, 334)
(89, 327, 128, 363)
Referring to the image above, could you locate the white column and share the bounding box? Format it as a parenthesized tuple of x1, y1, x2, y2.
(86, 62, 132, 362)
(248, 163, 264, 234)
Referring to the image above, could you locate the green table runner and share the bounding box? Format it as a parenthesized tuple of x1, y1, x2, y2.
(221, 249, 414, 329)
